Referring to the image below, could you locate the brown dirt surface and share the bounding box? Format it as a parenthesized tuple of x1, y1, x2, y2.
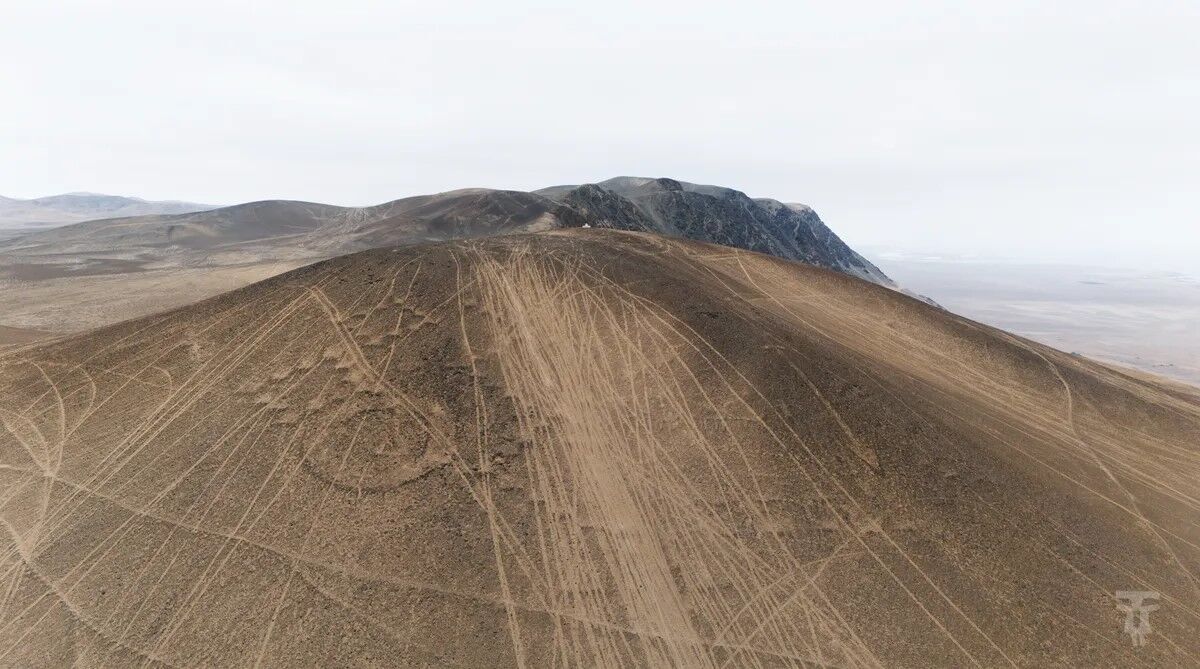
(1, 229, 1197, 667)
(0, 325, 52, 358)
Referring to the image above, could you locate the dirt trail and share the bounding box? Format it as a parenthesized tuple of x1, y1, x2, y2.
(473, 247, 880, 667)
(0, 230, 1196, 667)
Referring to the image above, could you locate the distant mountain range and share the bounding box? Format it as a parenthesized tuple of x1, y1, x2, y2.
(1, 177, 891, 286)
(0, 192, 216, 228)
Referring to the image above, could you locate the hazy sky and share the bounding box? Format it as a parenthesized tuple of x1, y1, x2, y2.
(2, 1, 1197, 271)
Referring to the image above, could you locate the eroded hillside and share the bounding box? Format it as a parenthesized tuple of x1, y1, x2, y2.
(1, 230, 1197, 666)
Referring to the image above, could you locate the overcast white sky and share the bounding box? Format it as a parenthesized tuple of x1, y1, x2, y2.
(2, 1, 1197, 271)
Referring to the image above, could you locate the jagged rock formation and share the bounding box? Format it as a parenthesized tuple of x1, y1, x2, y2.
(542, 177, 891, 285)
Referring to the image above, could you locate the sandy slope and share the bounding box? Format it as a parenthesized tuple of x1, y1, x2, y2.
(0, 230, 1197, 667)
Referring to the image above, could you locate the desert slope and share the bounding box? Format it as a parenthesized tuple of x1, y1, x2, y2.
(0, 230, 1197, 667)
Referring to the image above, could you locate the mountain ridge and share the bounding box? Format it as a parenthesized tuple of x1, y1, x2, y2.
(0, 192, 216, 229)
(2, 177, 889, 285)
(540, 177, 890, 285)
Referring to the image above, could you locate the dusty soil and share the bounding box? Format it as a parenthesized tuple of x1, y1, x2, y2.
(0, 229, 1197, 667)
(0, 325, 52, 358)
(0, 261, 312, 332)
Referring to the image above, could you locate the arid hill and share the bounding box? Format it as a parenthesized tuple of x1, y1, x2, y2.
(538, 177, 889, 285)
(1, 230, 1197, 667)
(0, 191, 563, 258)
(1, 179, 883, 284)
(0, 178, 888, 333)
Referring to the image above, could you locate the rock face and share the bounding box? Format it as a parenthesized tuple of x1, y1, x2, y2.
(544, 177, 891, 285)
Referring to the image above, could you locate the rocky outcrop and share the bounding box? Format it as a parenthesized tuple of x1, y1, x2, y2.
(542, 177, 892, 285)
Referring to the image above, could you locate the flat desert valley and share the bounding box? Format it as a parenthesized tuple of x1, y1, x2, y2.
(871, 253, 1200, 387)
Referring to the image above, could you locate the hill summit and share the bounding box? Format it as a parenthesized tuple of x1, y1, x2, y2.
(1, 230, 1196, 666)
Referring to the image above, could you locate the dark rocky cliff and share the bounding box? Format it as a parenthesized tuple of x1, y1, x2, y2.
(542, 177, 892, 285)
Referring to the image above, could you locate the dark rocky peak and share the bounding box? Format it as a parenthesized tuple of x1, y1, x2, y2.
(558, 184, 654, 231)
(532, 176, 894, 286)
(639, 177, 685, 193)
